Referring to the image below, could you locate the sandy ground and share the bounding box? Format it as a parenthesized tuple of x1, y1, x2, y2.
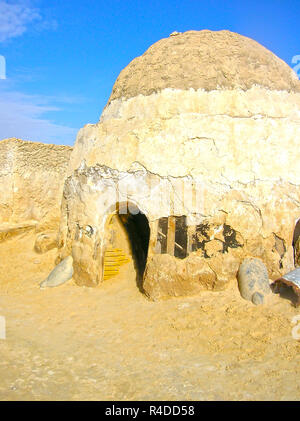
(1, 233, 300, 401)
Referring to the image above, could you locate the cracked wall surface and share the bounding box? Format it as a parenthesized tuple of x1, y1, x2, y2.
(68, 87, 300, 185)
(57, 163, 299, 297)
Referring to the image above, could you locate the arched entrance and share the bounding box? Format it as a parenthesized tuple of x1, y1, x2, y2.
(293, 219, 300, 266)
(102, 202, 150, 290)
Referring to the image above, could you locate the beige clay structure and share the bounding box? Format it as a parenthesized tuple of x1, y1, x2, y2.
(53, 30, 300, 300)
(0, 138, 72, 247)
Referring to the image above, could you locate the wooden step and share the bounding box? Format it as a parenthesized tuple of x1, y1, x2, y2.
(103, 248, 131, 280)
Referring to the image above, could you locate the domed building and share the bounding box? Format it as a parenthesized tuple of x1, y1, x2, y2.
(57, 30, 300, 300)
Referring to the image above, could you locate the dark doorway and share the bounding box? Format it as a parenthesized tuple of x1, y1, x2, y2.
(118, 203, 150, 290)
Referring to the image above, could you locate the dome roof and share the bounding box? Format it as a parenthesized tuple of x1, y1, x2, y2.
(108, 30, 300, 103)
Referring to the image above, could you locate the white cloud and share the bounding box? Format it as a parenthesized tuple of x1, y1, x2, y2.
(0, 0, 41, 42)
(0, 2, 74, 144)
(0, 85, 78, 145)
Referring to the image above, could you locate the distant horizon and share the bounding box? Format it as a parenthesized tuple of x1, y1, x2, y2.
(0, 0, 299, 146)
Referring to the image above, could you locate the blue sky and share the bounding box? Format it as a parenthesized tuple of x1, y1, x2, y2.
(0, 0, 299, 145)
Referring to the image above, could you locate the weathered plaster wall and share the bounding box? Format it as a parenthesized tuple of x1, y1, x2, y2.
(0, 138, 72, 232)
(57, 163, 299, 298)
(69, 87, 300, 185)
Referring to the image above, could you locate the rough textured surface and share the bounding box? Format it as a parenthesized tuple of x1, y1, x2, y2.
(40, 255, 73, 289)
(107, 30, 300, 103)
(58, 163, 298, 294)
(0, 138, 72, 232)
(143, 253, 217, 301)
(70, 88, 300, 183)
(237, 258, 271, 304)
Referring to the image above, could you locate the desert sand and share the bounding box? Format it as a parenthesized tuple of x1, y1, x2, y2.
(0, 231, 300, 401)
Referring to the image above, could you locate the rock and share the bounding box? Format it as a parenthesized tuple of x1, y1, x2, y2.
(143, 253, 217, 301)
(34, 231, 58, 254)
(237, 258, 271, 304)
(40, 256, 73, 289)
(207, 250, 241, 290)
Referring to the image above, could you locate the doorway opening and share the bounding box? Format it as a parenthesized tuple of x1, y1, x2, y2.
(103, 202, 150, 290)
